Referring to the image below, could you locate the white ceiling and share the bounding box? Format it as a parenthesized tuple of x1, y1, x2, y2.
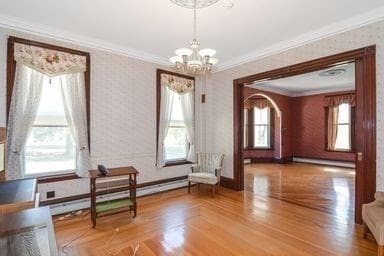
(247, 63, 355, 97)
(0, 0, 384, 71)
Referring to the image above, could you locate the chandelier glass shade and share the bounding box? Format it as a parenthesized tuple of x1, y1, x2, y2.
(169, 0, 219, 75)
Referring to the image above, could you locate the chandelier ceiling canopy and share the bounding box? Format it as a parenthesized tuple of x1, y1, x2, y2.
(169, 0, 219, 76)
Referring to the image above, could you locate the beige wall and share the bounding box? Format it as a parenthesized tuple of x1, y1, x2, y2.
(0, 27, 207, 200)
(206, 20, 384, 191)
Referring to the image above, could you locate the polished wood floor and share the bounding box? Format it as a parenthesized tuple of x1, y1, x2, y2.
(54, 181, 377, 255)
(245, 162, 355, 223)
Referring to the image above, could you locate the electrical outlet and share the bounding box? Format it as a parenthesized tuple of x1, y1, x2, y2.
(47, 191, 55, 199)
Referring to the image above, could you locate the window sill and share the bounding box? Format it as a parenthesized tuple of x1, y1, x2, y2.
(244, 147, 274, 151)
(164, 160, 192, 167)
(326, 149, 354, 153)
(37, 172, 80, 184)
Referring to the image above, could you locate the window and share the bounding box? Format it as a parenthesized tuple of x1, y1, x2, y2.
(243, 108, 248, 148)
(156, 69, 195, 166)
(253, 107, 271, 148)
(24, 76, 76, 176)
(334, 103, 352, 151)
(243, 105, 273, 150)
(164, 91, 189, 162)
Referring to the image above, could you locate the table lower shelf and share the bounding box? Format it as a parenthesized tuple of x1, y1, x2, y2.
(95, 198, 134, 214)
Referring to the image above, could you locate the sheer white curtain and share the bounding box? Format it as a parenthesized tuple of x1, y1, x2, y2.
(157, 86, 175, 167)
(181, 91, 195, 162)
(60, 73, 90, 177)
(6, 64, 44, 180)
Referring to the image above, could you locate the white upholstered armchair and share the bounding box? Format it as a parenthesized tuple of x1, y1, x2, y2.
(188, 153, 225, 197)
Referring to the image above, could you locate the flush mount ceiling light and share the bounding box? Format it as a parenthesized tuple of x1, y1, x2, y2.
(319, 68, 346, 77)
(169, 0, 219, 75)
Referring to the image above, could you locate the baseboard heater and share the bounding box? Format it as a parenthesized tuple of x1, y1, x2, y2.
(293, 157, 355, 168)
(49, 179, 188, 215)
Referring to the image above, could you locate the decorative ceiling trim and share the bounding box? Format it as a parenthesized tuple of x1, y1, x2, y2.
(215, 6, 384, 72)
(0, 14, 170, 66)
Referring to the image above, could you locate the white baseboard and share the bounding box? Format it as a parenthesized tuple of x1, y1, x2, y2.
(49, 180, 188, 215)
(293, 157, 355, 168)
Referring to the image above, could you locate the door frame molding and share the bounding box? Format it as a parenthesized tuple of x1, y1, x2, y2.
(229, 46, 376, 223)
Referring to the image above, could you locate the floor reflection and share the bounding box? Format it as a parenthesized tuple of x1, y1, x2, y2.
(245, 162, 355, 223)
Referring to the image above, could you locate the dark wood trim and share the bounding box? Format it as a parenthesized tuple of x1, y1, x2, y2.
(156, 69, 195, 165)
(245, 157, 293, 164)
(37, 173, 80, 184)
(39, 175, 188, 206)
(6, 36, 91, 152)
(220, 176, 238, 190)
(233, 46, 376, 224)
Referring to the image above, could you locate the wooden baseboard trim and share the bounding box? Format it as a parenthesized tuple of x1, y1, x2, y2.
(220, 176, 238, 190)
(40, 175, 188, 206)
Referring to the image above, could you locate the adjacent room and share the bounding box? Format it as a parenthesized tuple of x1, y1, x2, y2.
(243, 63, 356, 221)
(0, 0, 384, 255)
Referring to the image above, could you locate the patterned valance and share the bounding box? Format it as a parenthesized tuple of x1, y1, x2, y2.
(244, 98, 273, 110)
(161, 73, 194, 94)
(14, 43, 87, 76)
(324, 93, 355, 107)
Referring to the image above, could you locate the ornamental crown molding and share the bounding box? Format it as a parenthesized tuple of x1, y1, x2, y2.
(0, 5, 384, 72)
(0, 14, 170, 67)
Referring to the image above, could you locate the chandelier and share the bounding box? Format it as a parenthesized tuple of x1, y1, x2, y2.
(169, 0, 219, 75)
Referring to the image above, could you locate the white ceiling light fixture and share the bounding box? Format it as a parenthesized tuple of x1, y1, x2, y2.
(169, 0, 219, 75)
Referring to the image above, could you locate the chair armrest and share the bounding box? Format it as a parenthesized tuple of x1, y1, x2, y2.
(191, 164, 200, 173)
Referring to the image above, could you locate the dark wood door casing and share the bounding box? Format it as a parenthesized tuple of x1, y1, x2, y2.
(229, 46, 376, 224)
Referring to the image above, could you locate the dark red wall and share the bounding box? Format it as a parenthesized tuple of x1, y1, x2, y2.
(243, 87, 355, 162)
(292, 93, 355, 162)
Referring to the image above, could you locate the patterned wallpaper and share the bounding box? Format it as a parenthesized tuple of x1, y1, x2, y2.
(0, 27, 206, 200)
(207, 20, 384, 191)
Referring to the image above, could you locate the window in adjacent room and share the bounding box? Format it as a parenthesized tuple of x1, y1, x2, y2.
(243, 108, 248, 148)
(253, 107, 271, 148)
(164, 91, 189, 162)
(24, 76, 76, 176)
(334, 103, 352, 151)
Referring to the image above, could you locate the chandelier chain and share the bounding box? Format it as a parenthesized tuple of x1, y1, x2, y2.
(193, 0, 197, 40)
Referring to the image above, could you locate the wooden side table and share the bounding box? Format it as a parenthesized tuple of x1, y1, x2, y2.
(0, 178, 37, 214)
(89, 166, 139, 227)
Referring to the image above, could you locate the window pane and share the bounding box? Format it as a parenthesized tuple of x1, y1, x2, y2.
(244, 109, 248, 148)
(164, 127, 188, 161)
(254, 107, 269, 125)
(337, 103, 350, 124)
(254, 125, 269, 147)
(335, 124, 350, 150)
(170, 91, 184, 122)
(34, 76, 67, 126)
(25, 127, 76, 175)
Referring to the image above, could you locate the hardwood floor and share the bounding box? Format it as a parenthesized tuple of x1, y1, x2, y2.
(54, 183, 377, 255)
(245, 162, 355, 223)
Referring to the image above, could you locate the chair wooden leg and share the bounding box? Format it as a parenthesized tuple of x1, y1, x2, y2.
(212, 184, 215, 197)
(363, 221, 368, 239)
(217, 181, 220, 193)
(188, 181, 191, 194)
(378, 245, 384, 256)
